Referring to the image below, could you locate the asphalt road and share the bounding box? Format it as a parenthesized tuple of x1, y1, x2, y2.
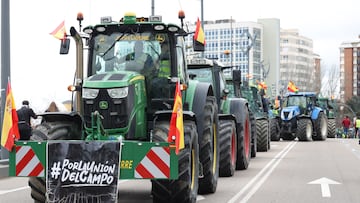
(1, 138, 360, 203)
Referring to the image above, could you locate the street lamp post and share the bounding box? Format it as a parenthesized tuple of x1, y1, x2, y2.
(1, 0, 10, 160)
(238, 30, 256, 82)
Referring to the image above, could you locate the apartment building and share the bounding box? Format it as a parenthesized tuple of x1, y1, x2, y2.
(314, 54, 321, 93)
(186, 19, 319, 98)
(279, 29, 316, 94)
(339, 39, 360, 102)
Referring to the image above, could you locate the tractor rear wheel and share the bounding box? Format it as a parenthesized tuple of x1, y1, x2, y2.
(219, 120, 237, 177)
(151, 120, 199, 203)
(327, 118, 336, 138)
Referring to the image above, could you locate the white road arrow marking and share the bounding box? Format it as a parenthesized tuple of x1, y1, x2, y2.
(308, 177, 341, 197)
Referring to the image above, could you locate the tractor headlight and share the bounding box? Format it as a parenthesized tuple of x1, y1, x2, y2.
(107, 87, 128, 98)
(83, 88, 99, 99)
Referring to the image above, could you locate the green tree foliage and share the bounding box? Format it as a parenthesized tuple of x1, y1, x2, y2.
(346, 96, 360, 116)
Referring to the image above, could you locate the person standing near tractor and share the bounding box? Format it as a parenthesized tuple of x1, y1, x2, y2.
(17, 100, 37, 140)
(355, 115, 360, 140)
(341, 115, 351, 138)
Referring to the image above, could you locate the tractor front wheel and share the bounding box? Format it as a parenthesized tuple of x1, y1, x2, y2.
(151, 120, 199, 203)
(28, 121, 77, 203)
(219, 120, 237, 177)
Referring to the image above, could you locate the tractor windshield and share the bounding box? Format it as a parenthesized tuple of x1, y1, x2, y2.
(90, 32, 170, 76)
(188, 68, 212, 84)
(285, 96, 307, 109)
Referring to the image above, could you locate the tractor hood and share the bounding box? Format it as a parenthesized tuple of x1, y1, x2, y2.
(83, 71, 144, 88)
(281, 106, 300, 121)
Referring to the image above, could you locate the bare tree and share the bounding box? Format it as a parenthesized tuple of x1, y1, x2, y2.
(320, 63, 339, 98)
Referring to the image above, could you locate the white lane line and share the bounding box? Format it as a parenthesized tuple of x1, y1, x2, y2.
(0, 186, 29, 195)
(228, 141, 297, 203)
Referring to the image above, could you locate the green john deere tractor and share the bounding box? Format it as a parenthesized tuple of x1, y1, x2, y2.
(240, 83, 271, 152)
(10, 12, 220, 203)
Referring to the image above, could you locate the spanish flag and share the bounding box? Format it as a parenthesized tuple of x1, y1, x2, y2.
(194, 17, 206, 45)
(168, 81, 184, 154)
(287, 81, 299, 93)
(50, 21, 66, 40)
(257, 81, 267, 90)
(1, 81, 20, 151)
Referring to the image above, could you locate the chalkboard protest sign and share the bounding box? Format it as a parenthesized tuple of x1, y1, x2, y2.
(46, 141, 121, 203)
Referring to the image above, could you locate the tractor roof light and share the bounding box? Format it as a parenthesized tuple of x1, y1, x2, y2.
(149, 15, 162, 22)
(188, 58, 213, 66)
(101, 16, 112, 23)
(122, 12, 137, 24)
(83, 26, 94, 34)
(154, 25, 165, 31)
(167, 25, 179, 32)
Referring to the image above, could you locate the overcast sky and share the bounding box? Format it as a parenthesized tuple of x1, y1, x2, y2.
(6, 0, 360, 112)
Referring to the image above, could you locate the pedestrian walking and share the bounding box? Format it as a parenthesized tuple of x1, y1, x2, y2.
(342, 115, 351, 138)
(17, 100, 37, 140)
(355, 116, 360, 142)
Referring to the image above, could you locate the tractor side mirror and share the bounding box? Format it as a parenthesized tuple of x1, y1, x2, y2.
(193, 39, 205, 52)
(60, 39, 70, 55)
(232, 70, 241, 84)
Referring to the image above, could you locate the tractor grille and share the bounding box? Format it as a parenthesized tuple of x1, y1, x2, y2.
(283, 112, 290, 119)
(83, 85, 135, 129)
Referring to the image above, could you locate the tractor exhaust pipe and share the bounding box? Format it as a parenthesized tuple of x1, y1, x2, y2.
(70, 26, 84, 115)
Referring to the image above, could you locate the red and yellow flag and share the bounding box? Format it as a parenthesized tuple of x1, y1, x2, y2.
(1, 81, 20, 151)
(257, 81, 267, 90)
(168, 81, 184, 154)
(50, 21, 66, 40)
(287, 81, 299, 93)
(194, 17, 206, 45)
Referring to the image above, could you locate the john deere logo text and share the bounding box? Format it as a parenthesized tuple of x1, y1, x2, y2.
(99, 101, 108, 109)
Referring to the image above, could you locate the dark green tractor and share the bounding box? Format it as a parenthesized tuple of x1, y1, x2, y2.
(318, 97, 338, 138)
(187, 58, 252, 177)
(239, 83, 271, 153)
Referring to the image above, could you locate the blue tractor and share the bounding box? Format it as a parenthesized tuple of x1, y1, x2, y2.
(279, 92, 328, 141)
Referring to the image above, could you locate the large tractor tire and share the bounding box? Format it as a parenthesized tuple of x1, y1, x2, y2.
(249, 111, 257, 158)
(151, 120, 199, 203)
(313, 112, 328, 141)
(196, 96, 219, 194)
(218, 120, 237, 177)
(296, 118, 313, 141)
(256, 119, 269, 152)
(327, 118, 336, 138)
(236, 107, 251, 170)
(28, 121, 81, 203)
(270, 118, 280, 141)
